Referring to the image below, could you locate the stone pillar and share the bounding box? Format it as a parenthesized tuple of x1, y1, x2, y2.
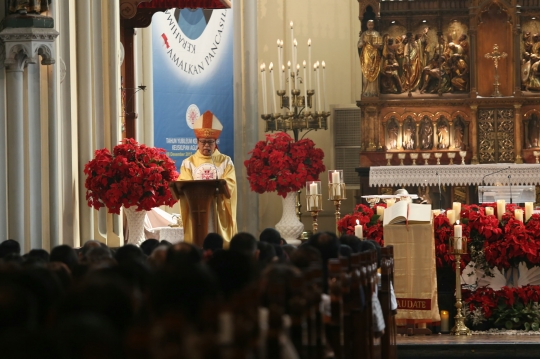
(470, 104, 479, 164)
(514, 104, 523, 163)
(514, 5, 522, 96)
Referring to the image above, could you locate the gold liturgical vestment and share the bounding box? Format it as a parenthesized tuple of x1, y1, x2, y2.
(178, 149, 237, 243)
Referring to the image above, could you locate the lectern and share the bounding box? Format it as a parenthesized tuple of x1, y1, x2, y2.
(169, 180, 230, 247)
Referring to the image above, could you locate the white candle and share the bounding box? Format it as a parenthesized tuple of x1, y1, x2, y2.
(446, 209, 455, 225)
(303, 61, 307, 102)
(281, 64, 285, 94)
(432, 209, 440, 217)
(308, 39, 312, 89)
(332, 171, 341, 197)
(287, 61, 292, 97)
(309, 182, 319, 210)
(485, 207, 494, 216)
(260, 64, 267, 114)
(355, 219, 363, 239)
(453, 202, 461, 221)
(454, 221, 462, 250)
(280, 40, 285, 89)
(309, 181, 318, 195)
(293, 39, 298, 87)
(277, 39, 283, 90)
(290, 21, 294, 71)
(497, 199, 505, 221)
(331, 171, 340, 184)
(440, 310, 450, 332)
(316, 62, 321, 111)
(269, 63, 277, 113)
(386, 198, 395, 208)
(322, 61, 327, 112)
(525, 202, 533, 222)
(515, 209, 524, 222)
(377, 206, 384, 221)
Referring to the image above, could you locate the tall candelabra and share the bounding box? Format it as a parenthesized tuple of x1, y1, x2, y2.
(306, 181, 322, 232)
(328, 170, 346, 234)
(448, 235, 471, 336)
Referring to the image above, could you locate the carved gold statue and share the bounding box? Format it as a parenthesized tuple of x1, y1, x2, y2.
(358, 20, 382, 97)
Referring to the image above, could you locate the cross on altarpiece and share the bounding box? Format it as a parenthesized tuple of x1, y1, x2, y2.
(484, 44, 507, 97)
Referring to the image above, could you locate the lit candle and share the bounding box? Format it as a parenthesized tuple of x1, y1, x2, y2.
(386, 198, 395, 208)
(446, 209, 455, 225)
(525, 202, 533, 222)
(331, 171, 341, 197)
(515, 209, 524, 222)
(308, 39, 312, 89)
(260, 64, 267, 114)
(281, 64, 285, 94)
(309, 182, 319, 210)
(355, 219, 363, 239)
(453, 202, 461, 221)
(496, 199, 505, 221)
(296, 64, 300, 90)
(293, 39, 298, 87)
(322, 61, 327, 112)
(287, 61, 292, 97)
(290, 21, 294, 70)
(269, 63, 277, 113)
(485, 207, 494, 216)
(454, 221, 462, 250)
(440, 310, 449, 333)
(277, 39, 283, 90)
(280, 40, 285, 89)
(377, 206, 384, 221)
(303, 61, 307, 103)
(432, 209, 440, 217)
(310, 181, 318, 195)
(316, 62, 321, 111)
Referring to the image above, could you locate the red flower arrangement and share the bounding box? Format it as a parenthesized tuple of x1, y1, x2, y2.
(244, 132, 326, 197)
(337, 204, 384, 246)
(84, 138, 179, 215)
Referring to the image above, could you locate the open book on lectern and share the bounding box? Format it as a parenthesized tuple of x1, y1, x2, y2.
(383, 200, 432, 226)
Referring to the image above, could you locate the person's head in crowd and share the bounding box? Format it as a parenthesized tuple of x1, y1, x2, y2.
(160, 240, 173, 247)
(148, 262, 218, 326)
(79, 240, 102, 261)
(84, 246, 115, 268)
(290, 245, 322, 271)
(260, 263, 303, 313)
(148, 245, 169, 270)
(365, 239, 382, 268)
(272, 244, 288, 262)
(140, 238, 160, 257)
(207, 249, 258, 300)
(203, 232, 224, 252)
(50, 245, 79, 270)
(229, 232, 259, 258)
(339, 244, 352, 258)
(306, 232, 340, 263)
(114, 244, 146, 266)
(257, 241, 277, 269)
(166, 242, 202, 267)
(26, 249, 50, 264)
(0, 273, 40, 336)
(0, 239, 20, 258)
(339, 235, 362, 253)
(0, 253, 23, 267)
(47, 262, 72, 291)
(259, 228, 283, 246)
(281, 244, 296, 258)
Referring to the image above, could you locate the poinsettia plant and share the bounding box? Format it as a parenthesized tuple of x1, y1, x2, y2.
(84, 138, 179, 214)
(337, 204, 384, 246)
(244, 132, 326, 197)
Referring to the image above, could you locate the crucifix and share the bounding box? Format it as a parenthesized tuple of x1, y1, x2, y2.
(484, 44, 507, 97)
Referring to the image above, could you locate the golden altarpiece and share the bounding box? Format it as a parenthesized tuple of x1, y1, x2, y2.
(356, 0, 540, 206)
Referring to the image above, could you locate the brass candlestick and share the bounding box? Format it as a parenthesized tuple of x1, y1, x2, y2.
(328, 182, 346, 234)
(449, 236, 471, 336)
(306, 182, 322, 233)
(310, 207, 322, 232)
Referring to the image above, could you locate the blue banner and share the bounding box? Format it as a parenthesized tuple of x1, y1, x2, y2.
(152, 7, 234, 170)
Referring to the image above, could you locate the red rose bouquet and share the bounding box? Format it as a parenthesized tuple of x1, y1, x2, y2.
(244, 132, 326, 197)
(84, 138, 179, 214)
(337, 203, 384, 246)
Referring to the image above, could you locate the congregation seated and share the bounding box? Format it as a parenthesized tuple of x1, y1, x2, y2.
(0, 231, 397, 359)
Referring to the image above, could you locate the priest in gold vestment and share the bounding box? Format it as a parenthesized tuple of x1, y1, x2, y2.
(178, 111, 237, 243)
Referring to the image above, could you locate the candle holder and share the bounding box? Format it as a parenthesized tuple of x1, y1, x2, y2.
(422, 152, 431, 165)
(306, 181, 322, 232)
(534, 150, 540, 164)
(447, 152, 456, 165)
(410, 153, 419, 165)
(398, 153, 406, 166)
(328, 170, 346, 234)
(459, 150, 467, 165)
(434, 152, 442, 165)
(380, 194, 396, 207)
(385, 153, 393, 166)
(362, 195, 380, 208)
(448, 236, 471, 336)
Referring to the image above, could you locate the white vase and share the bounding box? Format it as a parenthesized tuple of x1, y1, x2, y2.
(124, 206, 147, 246)
(275, 192, 304, 245)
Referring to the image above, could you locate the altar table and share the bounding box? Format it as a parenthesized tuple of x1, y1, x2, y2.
(384, 223, 440, 322)
(370, 163, 540, 187)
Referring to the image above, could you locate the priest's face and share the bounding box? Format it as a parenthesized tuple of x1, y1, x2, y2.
(197, 138, 216, 156)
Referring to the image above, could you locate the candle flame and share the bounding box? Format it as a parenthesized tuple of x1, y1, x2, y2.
(356, 219, 360, 225)
(287, 61, 291, 68)
(308, 38, 311, 46)
(313, 63, 317, 70)
(322, 61, 326, 68)
(290, 21, 293, 28)
(282, 65, 285, 71)
(280, 40, 284, 47)
(303, 60, 306, 67)
(269, 62, 273, 71)
(277, 39, 280, 46)
(260, 63, 265, 71)
(456, 220, 460, 225)
(294, 39, 297, 46)
(296, 64, 300, 69)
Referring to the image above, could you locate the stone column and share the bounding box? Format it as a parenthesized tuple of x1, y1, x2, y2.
(470, 104, 479, 164)
(514, 104, 523, 163)
(514, 5, 522, 96)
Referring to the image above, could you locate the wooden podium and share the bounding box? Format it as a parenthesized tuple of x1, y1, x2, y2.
(169, 179, 230, 247)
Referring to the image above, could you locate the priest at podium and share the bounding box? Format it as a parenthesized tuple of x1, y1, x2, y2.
(178, 111, 237, 243)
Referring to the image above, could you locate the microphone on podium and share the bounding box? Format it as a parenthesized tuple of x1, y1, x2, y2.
(481, 166, 511, 203)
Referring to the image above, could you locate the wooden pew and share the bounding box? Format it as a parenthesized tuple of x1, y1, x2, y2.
(380, 246, 397, 359)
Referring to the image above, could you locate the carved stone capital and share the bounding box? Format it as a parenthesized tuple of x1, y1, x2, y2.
(0, 27, 59, 70)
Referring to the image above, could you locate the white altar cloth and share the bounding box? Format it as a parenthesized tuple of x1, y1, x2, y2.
(369, 163, 540, 187)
